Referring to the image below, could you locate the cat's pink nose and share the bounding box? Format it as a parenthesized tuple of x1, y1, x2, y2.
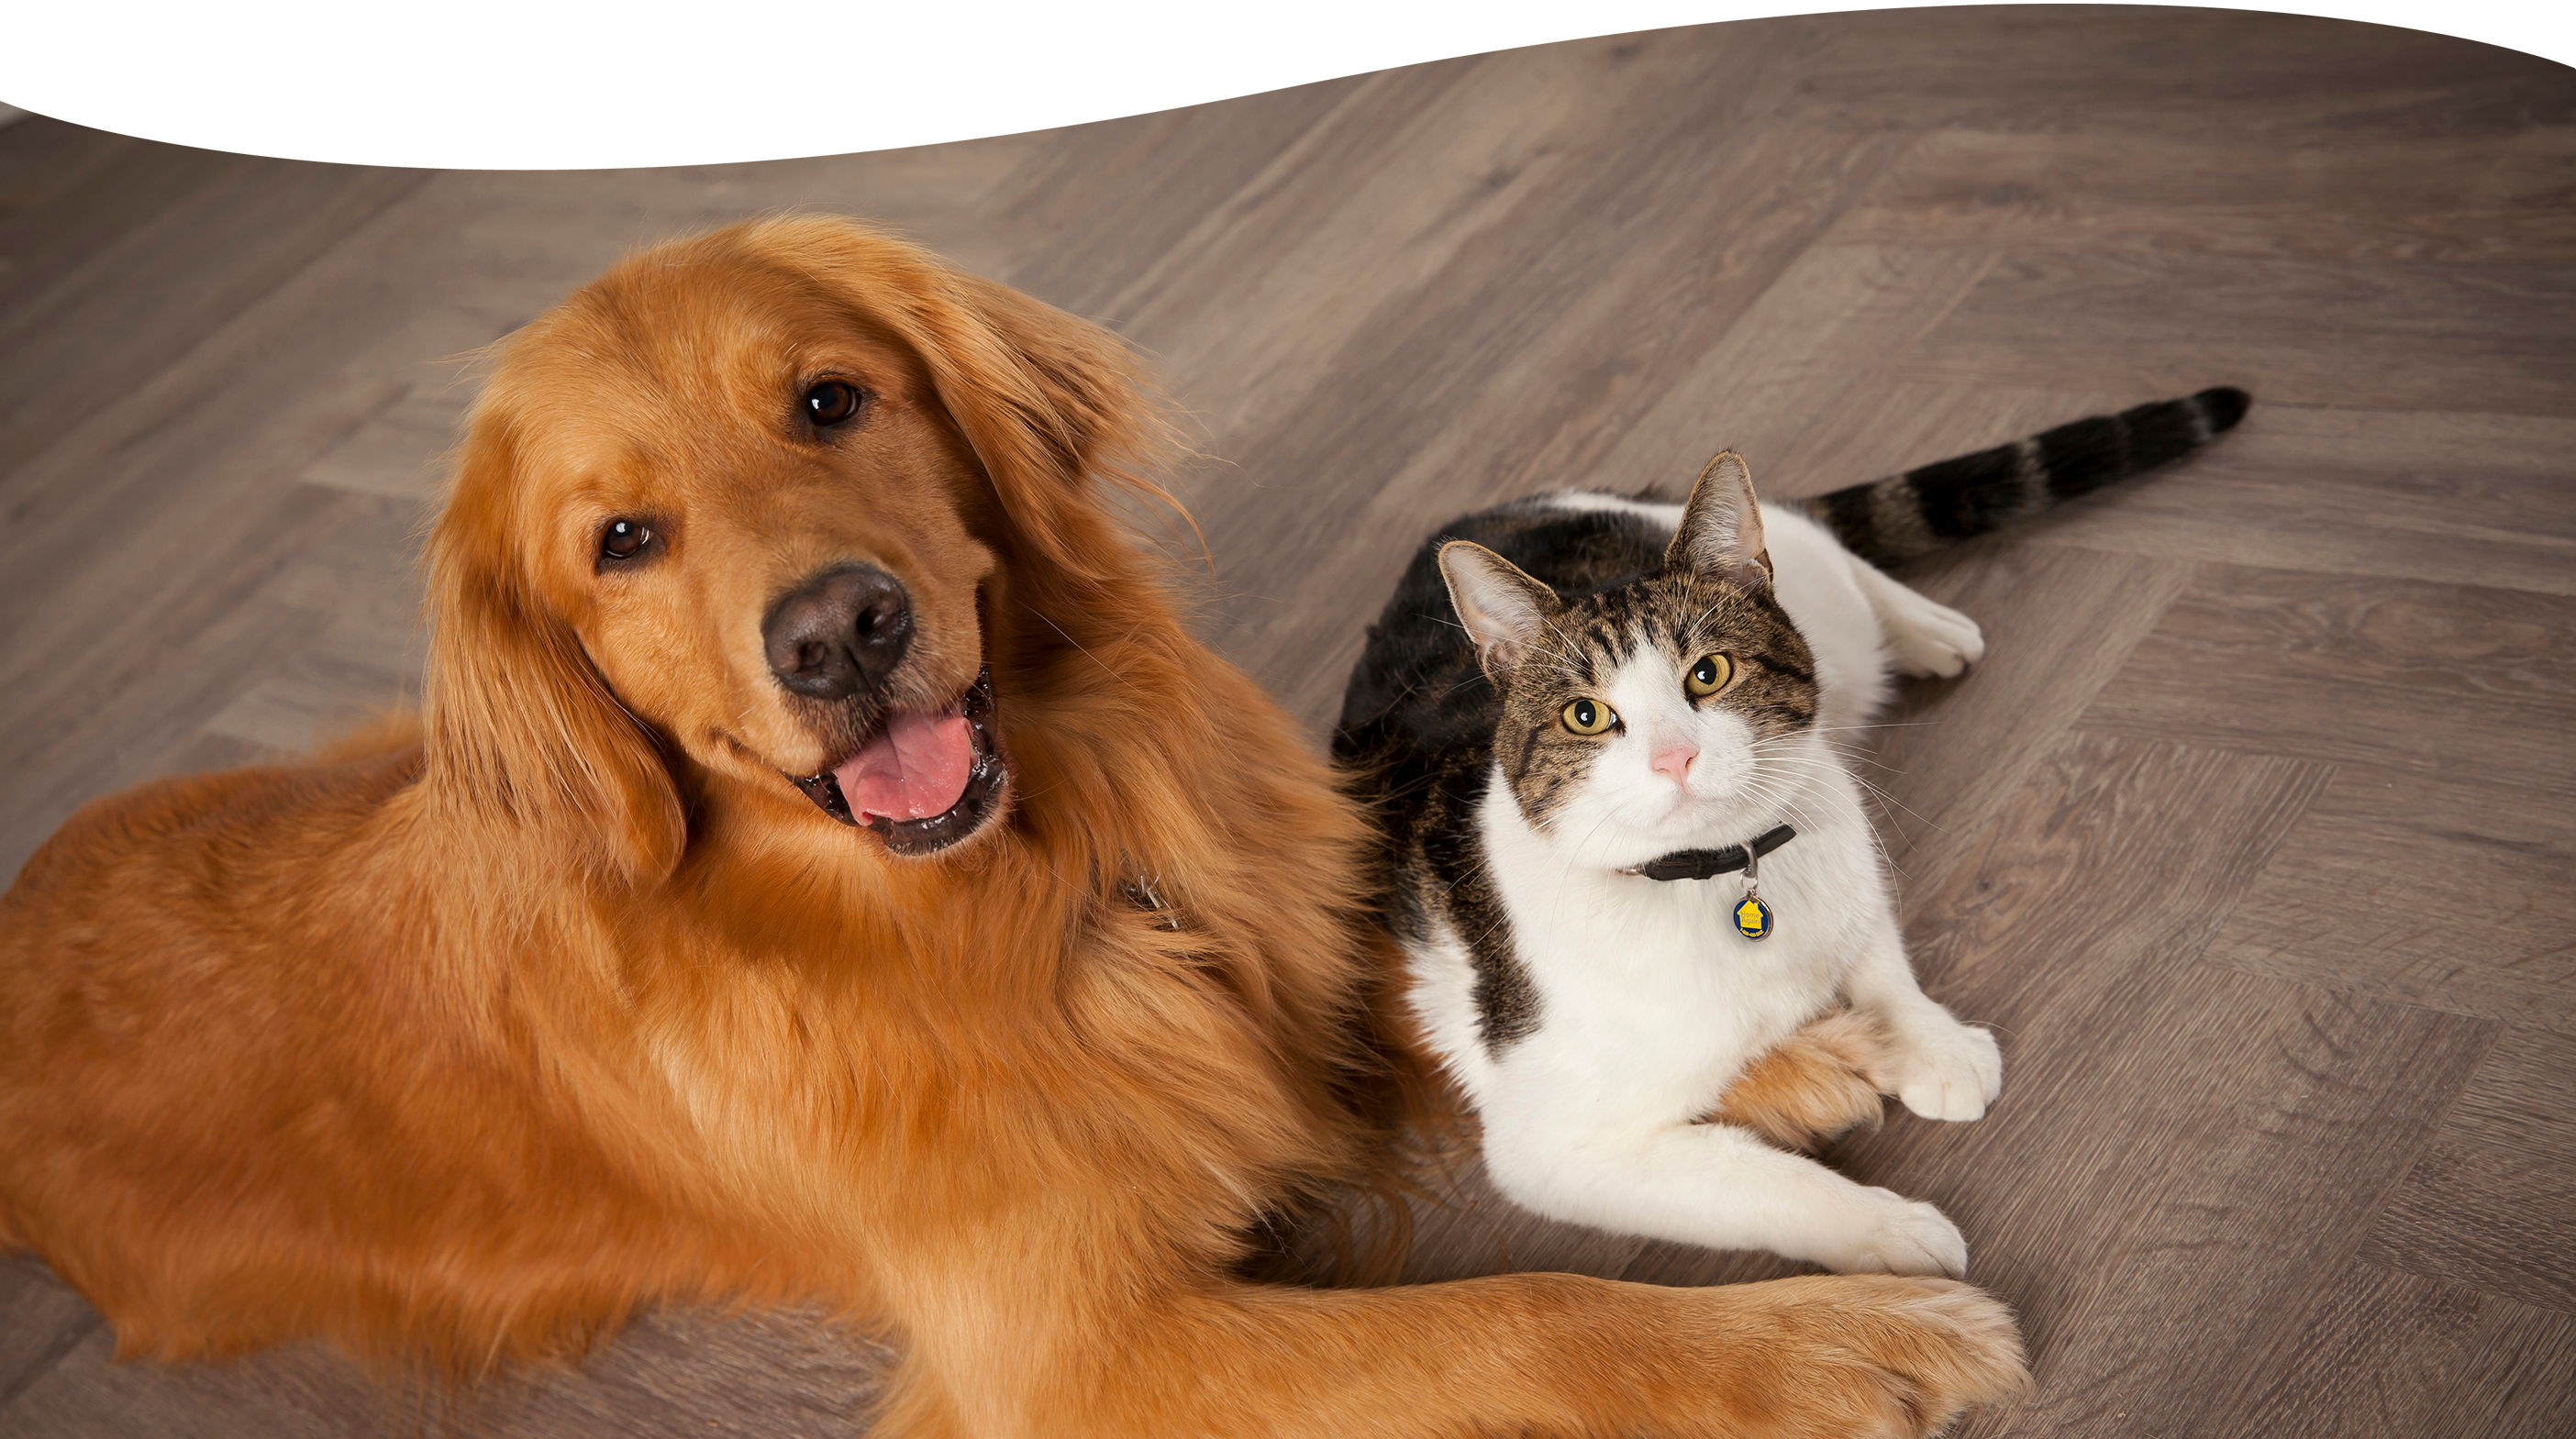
(1652, 746, 1697, 784)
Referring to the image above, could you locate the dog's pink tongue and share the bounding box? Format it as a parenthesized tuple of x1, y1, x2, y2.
(835, 710, 973, 821)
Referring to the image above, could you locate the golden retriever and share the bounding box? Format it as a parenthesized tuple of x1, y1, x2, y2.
(0, 216, 2025, 1437)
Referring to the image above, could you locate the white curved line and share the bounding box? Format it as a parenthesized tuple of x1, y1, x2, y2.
(0, 1, 2565, 171)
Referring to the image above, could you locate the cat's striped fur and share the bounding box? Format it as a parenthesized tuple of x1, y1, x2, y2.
(1804, 386, 2248, 566)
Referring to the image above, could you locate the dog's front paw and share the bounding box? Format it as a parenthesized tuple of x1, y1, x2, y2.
(1882, 1019, 2003, 1123)
(1705, 1009, 1892, 1152)
(1814, 1190, 1968, 1278)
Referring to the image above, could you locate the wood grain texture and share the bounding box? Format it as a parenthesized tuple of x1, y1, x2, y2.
(2422, 1295, 2576, 1439)
(2210, 764, 2576, 1034)
(1865, 545, 2199, 877)
(1, 5, 2570, 1434)
(1833, 125, 2576, 266)
(2447, 1026, 2576, 1160)
(0, 1262, 101, 1415)
(2226, 1263, 2493, 1439)
(2080, 566, 2576, 789)
(2004, 406, 2576, 596)
(1888, 249, 2576, 414)
(2358, 1142, 2576, 1314)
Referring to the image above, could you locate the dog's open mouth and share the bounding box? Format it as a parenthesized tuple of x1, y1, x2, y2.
(786, 669, 1006, 856)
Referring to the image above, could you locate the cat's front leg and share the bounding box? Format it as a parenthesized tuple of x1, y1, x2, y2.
(1846, 553, 1986, 678)
(1479, 1094, 1970, 1277)
(1844, 935, 2003, 1123)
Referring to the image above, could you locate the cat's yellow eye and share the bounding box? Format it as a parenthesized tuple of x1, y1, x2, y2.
(1685, 653, 1736, 697)
(1562, 697, 1618, 736)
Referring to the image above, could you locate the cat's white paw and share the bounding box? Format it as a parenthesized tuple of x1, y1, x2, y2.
(1884, 599, 1985, 679)
(1887, 1021, 2004, 1122)
(1815, 1189, 1969, 1278)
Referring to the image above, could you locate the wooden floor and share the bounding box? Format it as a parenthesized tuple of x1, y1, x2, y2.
(2, 6, 2570, 1434)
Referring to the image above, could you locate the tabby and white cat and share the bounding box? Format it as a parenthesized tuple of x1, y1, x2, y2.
(1336, 389, 2248, 1276)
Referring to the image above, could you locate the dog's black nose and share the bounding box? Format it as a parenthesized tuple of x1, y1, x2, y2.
(763, 563, 913, 702)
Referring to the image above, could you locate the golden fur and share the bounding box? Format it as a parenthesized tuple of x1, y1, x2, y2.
(1706, 1009, 1899, 1153)
(0, 216, 2024, 1437)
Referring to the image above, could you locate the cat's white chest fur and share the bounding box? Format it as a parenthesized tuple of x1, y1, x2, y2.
(1462, 755, 1885, 1122)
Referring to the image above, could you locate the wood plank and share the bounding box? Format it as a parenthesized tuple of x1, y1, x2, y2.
(1839, 733, 2335, 1166)
(1832, 125, 2576, 266)
(1176, 117, 1925, 725)
(1819, 731, 2480, 1439)
(0, 473, 351, 873)
(1893, 249, 2576, 416)
(1569, 242, 2001, 498)
(2079, 565, 2576, 791)
(297, 385, 475, 502)
(2009, 405, 2576, 598)
(2421, 1295, 2576, 1439)
(0, 154, 429, 482)
(1927, 976, 2487, 1438)
(1089, 27, 1806, 406)
(0, 275, 466, 645)
(0, 1261, 890, 1439)
(0, 1325, 880, 1439)
(994, 3, 1535, 317)
(2445, 1026, 2576, 1162)
(2219, 1263, 2491, 1439)
(2358, 1142, 2576, 1314)
(1866, 545, 2197, 884)
(1783, 6, 2576, 141)
(0, 1321, 352, 1439)
(2209, 765, 2576, 1035)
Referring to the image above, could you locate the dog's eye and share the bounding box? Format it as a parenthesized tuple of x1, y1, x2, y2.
(598, 518, 653, 564)
(804, 381, 864, 427)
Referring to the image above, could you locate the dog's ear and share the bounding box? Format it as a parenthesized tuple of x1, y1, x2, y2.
(422, 418, 687, 888)
(933, 271, 1182, 581)
(810, 227, 1178, 584)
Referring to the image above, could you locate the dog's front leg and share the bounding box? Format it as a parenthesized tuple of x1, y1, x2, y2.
(1703, 1006, 1898, 1151)
(872, 1264, 2025, 1438)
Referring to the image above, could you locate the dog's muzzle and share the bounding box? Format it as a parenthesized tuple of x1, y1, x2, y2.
(788, 669, 1007, 856)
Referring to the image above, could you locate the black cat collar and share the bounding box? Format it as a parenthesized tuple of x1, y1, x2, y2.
(1622, 824, 1797, 882)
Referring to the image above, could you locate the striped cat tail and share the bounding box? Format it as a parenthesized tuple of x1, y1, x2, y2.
(1802, 387, 2248, 567)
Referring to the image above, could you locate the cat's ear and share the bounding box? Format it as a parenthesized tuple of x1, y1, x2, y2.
(1438, 540, 1560, 681)
(1666, 451, 1773, 588)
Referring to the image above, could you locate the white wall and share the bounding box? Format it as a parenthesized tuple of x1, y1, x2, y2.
(0, 1, 306, 129)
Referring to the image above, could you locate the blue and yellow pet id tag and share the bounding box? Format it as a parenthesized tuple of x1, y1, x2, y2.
(1733, 846, 1775, 941)
(1733, 891, 1774, 940)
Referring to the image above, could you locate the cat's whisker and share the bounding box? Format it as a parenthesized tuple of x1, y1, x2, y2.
(1744, 749, 1893, 820)
(1791, 721, 1946, 737)
(1771, 722, 1939, 769)
(1760, 762, 1915, 882)
(1752, 749, 1929, 836)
